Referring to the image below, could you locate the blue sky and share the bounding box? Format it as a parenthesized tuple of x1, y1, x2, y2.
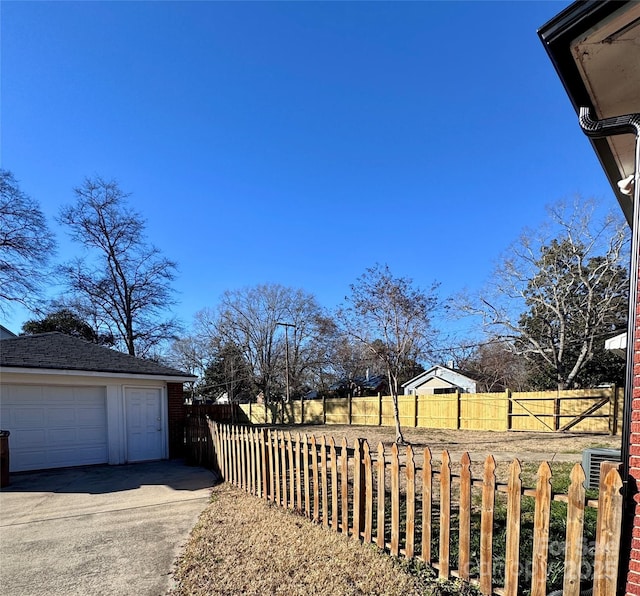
(1, 1, 620, 341)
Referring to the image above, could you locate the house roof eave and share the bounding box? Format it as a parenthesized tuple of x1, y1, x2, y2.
(402, 365, 477, 389)
(538, 0, 638, 226)
(2, 366, 196, 383)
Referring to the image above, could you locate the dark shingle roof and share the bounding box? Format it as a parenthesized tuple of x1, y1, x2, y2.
(0, 332, 195, 378)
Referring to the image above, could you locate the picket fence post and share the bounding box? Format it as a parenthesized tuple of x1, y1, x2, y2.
(203, 421, 624, 596)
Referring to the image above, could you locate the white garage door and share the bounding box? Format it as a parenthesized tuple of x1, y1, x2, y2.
(0, 385, 108, 472)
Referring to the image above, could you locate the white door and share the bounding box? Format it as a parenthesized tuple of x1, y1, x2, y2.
(0, 385, 108, 472)
(125, 387, 164, 462)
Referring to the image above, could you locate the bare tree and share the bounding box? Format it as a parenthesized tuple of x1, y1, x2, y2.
(326, 337, 383, 384)
(196, 284, 332, 401)
(457, 199, 629, 390)
(454, 339, 531, 392)
(164, 335, 209, 398)
(166, 335, 208, 379)
(195, 284, 332, 403)
(280, 294, 336, 399)
(338, 264, 439, 443)
(58, 177, 179, 356)
(0, 170, 56, 315)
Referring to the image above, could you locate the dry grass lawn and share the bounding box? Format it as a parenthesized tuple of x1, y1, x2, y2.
(170, 482, 435, 596)
(171, 425, 621, 595)
(268, 424, 621, 462)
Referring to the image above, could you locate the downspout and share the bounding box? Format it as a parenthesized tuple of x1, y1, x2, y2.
(579, 107, 640, 591)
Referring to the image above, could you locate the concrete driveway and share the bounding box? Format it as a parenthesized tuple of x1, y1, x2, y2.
(0, 460, 215, 595)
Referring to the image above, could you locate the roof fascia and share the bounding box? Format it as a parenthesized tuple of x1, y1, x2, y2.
(538, 0, 635, 225)
(401, 366, 438, 388)
(402, 365, 476, 388)
(2, 366, 195, 383)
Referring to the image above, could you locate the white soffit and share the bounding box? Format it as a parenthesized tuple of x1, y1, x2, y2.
(570, 4, 640, 180)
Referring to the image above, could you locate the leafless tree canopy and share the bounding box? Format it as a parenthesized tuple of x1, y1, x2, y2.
(452, 340, 531, 392)
(195, 283, 334, 402)
(166, 335, 209, 379)
(326, 337, 387, 383)
(338, 264, 439, 443)
(457, 199, 629, 390)
(58, 177, 179, 357)
(0, 170, 56, 315)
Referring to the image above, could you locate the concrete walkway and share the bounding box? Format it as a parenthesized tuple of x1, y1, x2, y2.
(0, 460, 215, 596)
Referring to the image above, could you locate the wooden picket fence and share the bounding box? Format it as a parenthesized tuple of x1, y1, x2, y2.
(187, 419, 624, 596)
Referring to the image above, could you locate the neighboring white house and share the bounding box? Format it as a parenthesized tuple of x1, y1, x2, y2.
(215, 392, 230, 404)
(605, 332, 627, 360)
(0, 332, 195, 472)
(402, 365, 477, 396)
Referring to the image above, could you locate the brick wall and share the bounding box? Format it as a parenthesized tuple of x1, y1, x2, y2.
(167, 382, 186, 458)
(626, 261, 640, 594)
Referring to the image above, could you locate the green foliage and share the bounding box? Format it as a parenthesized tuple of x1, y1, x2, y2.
(394, 557, 481, 595)
(516, 231, 628, 390)
(202, 342, 254, 402)
(425, 578, 482, 596)
(391, 462, 597, 596)
(22, 308, 114, 345)
(443, 463, 596, 595)
(464, 199, 629, 391)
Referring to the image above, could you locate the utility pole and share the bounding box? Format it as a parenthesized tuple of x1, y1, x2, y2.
(276, 322, 295, 403)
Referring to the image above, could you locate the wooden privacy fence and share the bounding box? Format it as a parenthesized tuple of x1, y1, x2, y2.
(189, 419, 624, 596)
(185, 403, 242, 422)
(238, 386, 624, 434)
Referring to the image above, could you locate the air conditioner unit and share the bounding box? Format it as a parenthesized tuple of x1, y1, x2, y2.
(581, 448, 621, 489)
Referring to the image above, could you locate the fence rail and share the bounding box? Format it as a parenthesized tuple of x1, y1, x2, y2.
(225, 386, 623, 434)
(186, 418, 623, 596)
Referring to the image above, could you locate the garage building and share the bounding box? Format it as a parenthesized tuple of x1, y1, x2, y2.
(0, 332, 194, 472)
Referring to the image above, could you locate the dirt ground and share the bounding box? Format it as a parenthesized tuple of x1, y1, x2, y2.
(266, 423, 621, 463)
